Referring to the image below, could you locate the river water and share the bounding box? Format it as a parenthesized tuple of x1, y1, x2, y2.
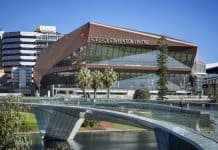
(31, 130, 158, 150)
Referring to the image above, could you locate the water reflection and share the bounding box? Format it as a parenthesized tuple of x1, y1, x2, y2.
(44, 140, 71, 150)
(31, 131, 158, 150)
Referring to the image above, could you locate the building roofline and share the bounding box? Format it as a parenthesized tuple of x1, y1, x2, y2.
(89, 21, 197, 47)
(206, 62, 218, 69)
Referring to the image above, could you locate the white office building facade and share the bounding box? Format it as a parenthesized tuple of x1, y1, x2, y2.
(1, 26, 63, 94)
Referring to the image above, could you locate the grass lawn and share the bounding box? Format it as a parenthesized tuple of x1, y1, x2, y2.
(20, 112, 141, 132)
(79, 122, 140, 131)
(110, 123, 140, 130)
(79, 127, 88, 131)
(21, 112, 39, 132)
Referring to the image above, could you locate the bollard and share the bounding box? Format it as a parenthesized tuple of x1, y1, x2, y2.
(187, 103, 190, 109)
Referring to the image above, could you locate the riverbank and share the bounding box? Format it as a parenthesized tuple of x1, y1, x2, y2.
(20, 113, 144, 134)
(17, 128, 146, 135)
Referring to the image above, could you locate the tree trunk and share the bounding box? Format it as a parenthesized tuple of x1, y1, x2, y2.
(107, 87, 110, 99)
(94, 89, 96, 99)
(83, 88, 86, 99)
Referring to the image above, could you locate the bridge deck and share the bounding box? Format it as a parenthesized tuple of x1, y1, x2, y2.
(27, 102, 218, 150)
(5, 96, 217, 149)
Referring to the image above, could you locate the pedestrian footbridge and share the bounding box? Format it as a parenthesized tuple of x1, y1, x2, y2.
(20, 99, 218, 150)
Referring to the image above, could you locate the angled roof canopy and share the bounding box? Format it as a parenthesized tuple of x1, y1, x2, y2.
(206, 62, 218, 69)
(34, 22, 197, 86)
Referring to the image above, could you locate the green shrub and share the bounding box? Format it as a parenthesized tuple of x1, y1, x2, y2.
(133, 88, 150, 100)
(211, 93, 218, 103)
(82, 119, 98, 128)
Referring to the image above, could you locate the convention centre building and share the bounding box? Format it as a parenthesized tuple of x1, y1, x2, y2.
(33, 22, 205, 97)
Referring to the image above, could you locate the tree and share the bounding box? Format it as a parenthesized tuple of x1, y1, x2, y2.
(0, 96, 30, 149)
(157, 36, 168, 100)
(91, 70, 103, 99)
(210, 89, 218, 103)
(133, 88, 150, 100)
(103, 68, 117, 99)
(77, 67, 92, 98)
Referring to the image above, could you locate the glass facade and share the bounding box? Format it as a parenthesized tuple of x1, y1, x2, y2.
(192, 61, 206, 93)
(115, 73, 189, 90)
(53, 43, 193, 91)
(192, 61, 206, 74)
(86, 43, 194, 68)
(11, 66, 32, 88)
(86, 43, 191, 91)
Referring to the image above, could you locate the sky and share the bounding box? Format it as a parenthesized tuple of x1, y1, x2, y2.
(0, 0, 218, 63)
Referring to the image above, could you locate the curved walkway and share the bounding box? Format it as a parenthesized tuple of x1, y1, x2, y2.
(29, 103, 218, 150)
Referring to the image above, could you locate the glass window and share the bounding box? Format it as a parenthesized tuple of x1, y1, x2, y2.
(95, 44, 102, 56)
(175, 52, 181, 61)
(181, 53, 186, 62)
(112, 45, 119, 58)
(107, 45, 113, 58)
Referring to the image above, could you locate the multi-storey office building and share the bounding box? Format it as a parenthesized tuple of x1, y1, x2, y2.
(0, 30, 8, 92)
(1, 26, 63, 94)
(192, 61, 206, 95)
(203, 63, 218, 96)
(34, 22, 203, 96)
(0, 30, 4, 68)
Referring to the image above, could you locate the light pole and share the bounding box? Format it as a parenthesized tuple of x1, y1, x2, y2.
(151, 79, 154, 90)
(38, 84, 41, 97)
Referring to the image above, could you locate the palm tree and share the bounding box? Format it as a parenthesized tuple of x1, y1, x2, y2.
(77, 67, 92, 98)
(103, 68, 117, 99)
(91, 70, 103, 99)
